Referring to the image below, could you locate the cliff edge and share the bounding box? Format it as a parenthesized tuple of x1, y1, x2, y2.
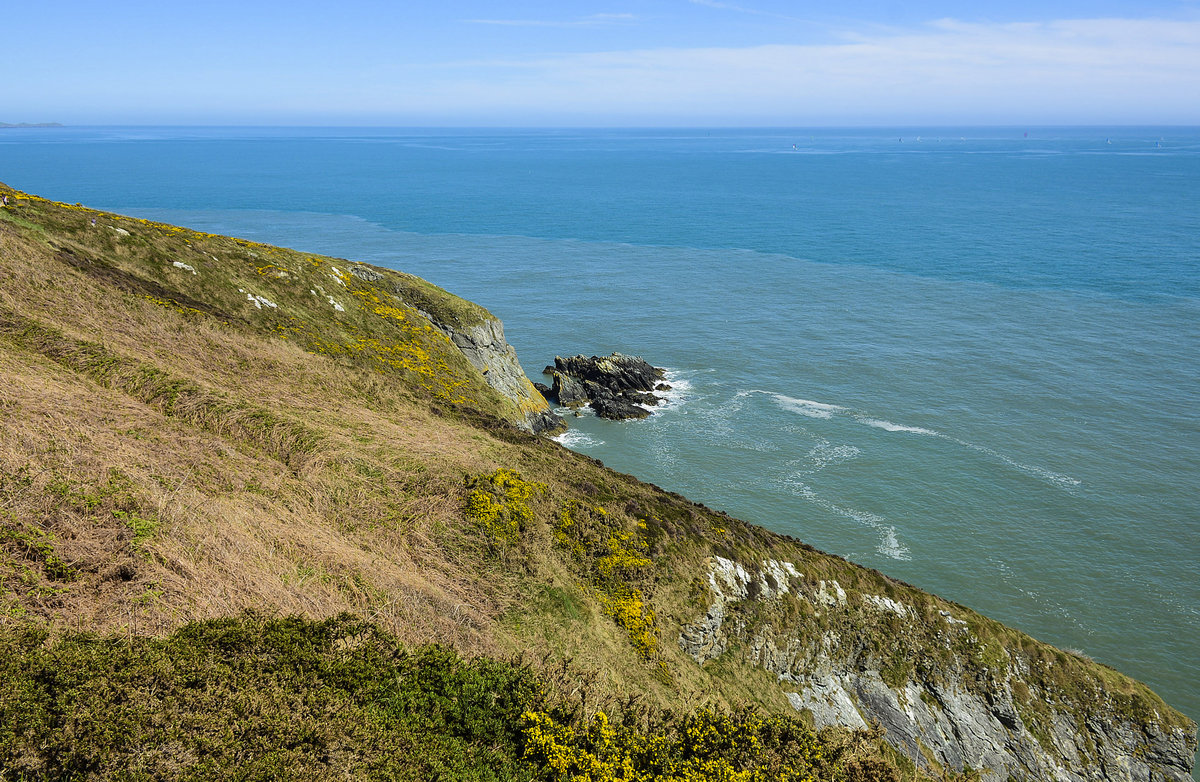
(0, 184, 1192, 781)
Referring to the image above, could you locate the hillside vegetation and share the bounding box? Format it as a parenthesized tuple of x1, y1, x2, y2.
(0, 184, 1192, 781)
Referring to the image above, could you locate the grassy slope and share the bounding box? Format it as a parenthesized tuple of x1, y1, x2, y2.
(0, 185, 1191, 779)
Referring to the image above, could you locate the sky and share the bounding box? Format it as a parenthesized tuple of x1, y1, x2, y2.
(4, 0, 1200, 126)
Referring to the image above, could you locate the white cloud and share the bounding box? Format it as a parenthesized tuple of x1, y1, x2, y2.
(400, 17, 1200, 123)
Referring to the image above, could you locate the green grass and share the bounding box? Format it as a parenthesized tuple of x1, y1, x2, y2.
(0, 614, 903, 782)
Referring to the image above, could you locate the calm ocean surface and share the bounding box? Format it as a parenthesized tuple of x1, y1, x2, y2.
(3, 127, 1197, 741)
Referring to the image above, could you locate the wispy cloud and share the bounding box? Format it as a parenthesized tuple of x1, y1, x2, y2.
(405, 17, 1200, 123)
(687, 0, 810, 23)
(466, 13, 637, 28)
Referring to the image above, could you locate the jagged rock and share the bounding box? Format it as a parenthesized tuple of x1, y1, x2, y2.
(582, 379, 613, 401)
(420, 313, 565, 434)
(532, 381, 553, 399)
(554, 353, 663, 393)
(543, 352, 666, 420)
(591, 396, 651, 420)
(627, 391, 660, 406)
(551, 372, 588, 408)
(681, 556, 1198, 782)
(348, 265, 383, 282)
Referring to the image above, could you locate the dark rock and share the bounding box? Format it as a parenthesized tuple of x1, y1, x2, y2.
(533, 381, 553, 398)
(543, 352, 666, 420)
(583, 380, 614, 401)
(527, 409, 568, 435)
(554, 353, 664, 395)
(591, 397, 651, 420)
(627, 391, 659, 406)
(656, 383, 672, 392)
(550, 372, 588, 408)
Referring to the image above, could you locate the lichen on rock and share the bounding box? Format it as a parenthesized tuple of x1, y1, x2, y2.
(680, 556, 1198, 782)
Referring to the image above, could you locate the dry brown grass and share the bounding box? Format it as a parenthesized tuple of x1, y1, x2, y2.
(0, 213, 512, 653)
(0, 186, 1190, 775)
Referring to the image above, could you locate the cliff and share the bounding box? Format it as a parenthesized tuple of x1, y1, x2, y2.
(0, 184, 1193, 781)
(680, 557, 1195, 781)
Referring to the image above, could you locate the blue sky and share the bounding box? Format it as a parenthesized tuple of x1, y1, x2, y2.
(5, 1, 1199, 125)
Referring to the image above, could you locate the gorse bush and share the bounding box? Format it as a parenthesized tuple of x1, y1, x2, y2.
(554, 502, 661, 662)
(521, 708, 825, 782)
(0, 614, 896, 781)
(464, 469, 546, 549)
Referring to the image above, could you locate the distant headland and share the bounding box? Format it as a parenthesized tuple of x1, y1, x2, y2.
(0, 122, 63, 128)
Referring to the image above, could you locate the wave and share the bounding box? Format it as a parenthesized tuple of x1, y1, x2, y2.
(766, 393, 846, 419)
(856, 417, 939, 436)
(645, 368, 693, 415)
(553, 430, 603, 449)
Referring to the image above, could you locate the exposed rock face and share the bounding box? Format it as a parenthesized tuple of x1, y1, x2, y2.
(679, 557, 1197, 782)
(541, 353, 666, 420)
(348, 264, 384, 283)
(419, 311, 564, 434)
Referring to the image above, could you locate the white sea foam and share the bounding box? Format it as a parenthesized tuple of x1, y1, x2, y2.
(952, 438, 1081, 490)
(740, 388, 1079, 494)
(806, 442, 861, 471)
(769, 393, 846, 419)
(782, 479, 911, 561)
(876, 527, 911, 561)
(553, 430, 603, 449)
(857, 417, 939, 436)
(644, 368, 693, 415)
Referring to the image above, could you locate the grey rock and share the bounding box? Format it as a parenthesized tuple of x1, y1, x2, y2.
(551, 372, 588, 408)
(679, 556, 1197, 782)
(420, 312, 564, 434)
(543, 352, 667, 420)
(679, 599, 729, 663)
(788, 672, 869, 730)
(348, 264, 384, 282)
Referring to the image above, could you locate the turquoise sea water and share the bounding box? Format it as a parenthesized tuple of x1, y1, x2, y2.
(3, 128, 1197, 751)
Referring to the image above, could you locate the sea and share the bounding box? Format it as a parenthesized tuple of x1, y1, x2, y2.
(2, 127, 1197, 755)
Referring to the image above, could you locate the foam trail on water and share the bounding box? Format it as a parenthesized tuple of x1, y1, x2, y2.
(783, 479, 912, 561)
(857, 417, 939, 436)
(745, 387, 1081, 492)
(951, 438, 1081, 490)
(987, 558, 1095, 635)
(876, 527, 912, 561)
(803, 441, 861, 473)
(767, 393, 846, 419)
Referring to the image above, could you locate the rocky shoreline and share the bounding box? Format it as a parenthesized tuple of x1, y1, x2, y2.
(536, 353, 670, 420)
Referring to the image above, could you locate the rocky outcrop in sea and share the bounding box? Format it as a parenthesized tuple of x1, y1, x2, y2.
(538, 353, 669, 420)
